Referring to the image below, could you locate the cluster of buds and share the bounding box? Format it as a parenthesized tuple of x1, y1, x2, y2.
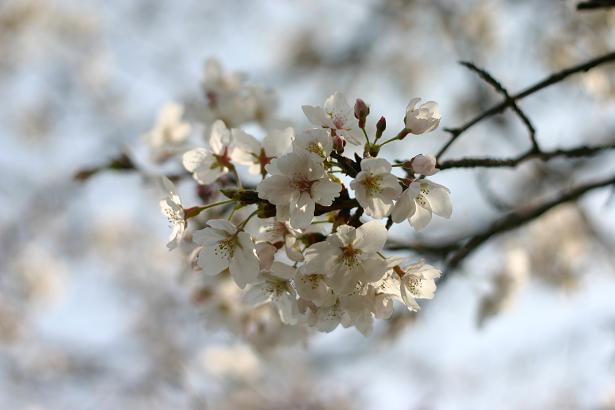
(155, 61, 449, 336)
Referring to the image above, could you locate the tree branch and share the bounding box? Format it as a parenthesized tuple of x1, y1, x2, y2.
(385, 174, 615, 270)
(459, 61, 540, 152)
(438, 141, 615, 170)
(436, 51, 615, 159)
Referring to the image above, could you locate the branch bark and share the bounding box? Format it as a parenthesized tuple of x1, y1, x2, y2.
(436, 51, 615, 159)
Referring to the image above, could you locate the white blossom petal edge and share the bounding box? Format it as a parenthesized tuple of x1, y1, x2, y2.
(193, 219, 260, 289)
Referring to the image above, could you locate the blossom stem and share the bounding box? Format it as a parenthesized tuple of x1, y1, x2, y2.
(184, 199, 235, 220)
(236, 209, 259, 231)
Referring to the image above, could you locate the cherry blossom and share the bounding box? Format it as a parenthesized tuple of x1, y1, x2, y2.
(182, 120, 235, 184)
(302, 91, 364, 145)
(231, 127, 293, 176)
(243, 261, 298, 325)
(257, 151, 341, 228)
(391, 179, 452, 231)
(192, 219, 260, 289)
(405, 98, 441, 134)
(303, 221, 389, 294)
(396, 261, 442, 311)
(350, 158, 402, 218)
(144, 102, 191, 160)
(410, 154, 439, 176)
(292, 128, 333, 160)
(159, 177, 185, 250)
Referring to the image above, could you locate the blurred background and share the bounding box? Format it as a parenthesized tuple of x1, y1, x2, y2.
(1, 0, 615, 409)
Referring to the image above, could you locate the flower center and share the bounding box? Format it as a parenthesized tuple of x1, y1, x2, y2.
(214, 237, 236, 260)
(292, 176, 314, 193)
(361, 174, 382, 195)
(340, 245, 362, 269)
(306, 142, 325, 157)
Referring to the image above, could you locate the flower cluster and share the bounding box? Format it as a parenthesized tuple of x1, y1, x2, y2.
(155, 61, 451, 336)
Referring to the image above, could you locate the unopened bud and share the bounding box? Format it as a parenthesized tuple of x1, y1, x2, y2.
(354, 99, 370, 129)
(375, 116, 386, 140)
(410, 154, 439, 176)
(333, 135, 346, 154)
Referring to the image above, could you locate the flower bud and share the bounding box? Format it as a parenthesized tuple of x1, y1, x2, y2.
(410, 154, 439, 176)
(405, 98, 441, 134)
(354, 98, 370, 128)
(375, 116, 386, 140)
(333, 135, 346, 153)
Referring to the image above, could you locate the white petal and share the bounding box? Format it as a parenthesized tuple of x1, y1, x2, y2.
(182, 148, 210, 173)
(410, 199, 432, 231)
(354, 220, 387, 253)
(270, 261, 296, 280)
(263, 127, 293, 157)
(289, 191, 315, 228)
(207, 219, 237, 235)
(311, 179, 341, 206)
(361, 157, 392, 174)
(257, 175, 293, 204)
(391, 189, 416, 223)
(275, 293, 298, 325)
(197, 244, 231, 276)
(209, 120, 231, 154)
(302, 105, 329, 127)
(243, 283, 274, 306)
(229, 232, 260, 288)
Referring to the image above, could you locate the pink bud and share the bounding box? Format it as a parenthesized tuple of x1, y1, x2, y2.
(411, 154, 439, 176)
(354, 99, 370, 128)
(333, 135, 346, 153)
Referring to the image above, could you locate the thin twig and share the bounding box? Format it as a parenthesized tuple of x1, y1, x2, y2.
(446, 174, 615, 268)
(438, 141, 615, 170)
(459, 61, 540, 152)
(436, 51, 615, 159)
(385, 174, 615, 270)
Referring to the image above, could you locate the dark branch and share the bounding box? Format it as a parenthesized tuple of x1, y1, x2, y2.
(577, 0, 615, 10)
(385, 174, 615, 271)
(459, 61, 540, 152)
(436, 51, 615, 159)
(438, 141, 615, 170)
(446, 174, 615, 268)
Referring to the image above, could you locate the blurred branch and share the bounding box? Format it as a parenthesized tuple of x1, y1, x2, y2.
(386, 174, 615, 270)
(577, 0, 615, 10)
(438, 141, 615, 169)
(436, 51, 615, 159)
(459, 61, 539, 152)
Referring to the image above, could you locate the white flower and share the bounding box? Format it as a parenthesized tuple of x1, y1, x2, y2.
(339, 282, 375, 336)
(303, 221, 389, 294)
(369, 269, 403, 320)
(144, 102, 191, 159)
(182, 120, 235, 184)
(256, 206, 304, 262)
(302, 91, 364, 145)
(411, 154, 439, 176)
(243, 261, 298, 325)
(245, 84, 279, 126)
(350, 158, 402, 218)
(159, 177, 185, 250)
(310, 300, 345, 333)
(202, 59, 254, 127)
(257, 152, 341, 228)
(396, 261, 441, 311)
(193, 219, 260, 288)
(295, 272, 336, 307)
(391, 179, 452, 231)
(292, 128, 333, 160)
(231, 127, 293, 176)
(405, 98, 441, 134)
